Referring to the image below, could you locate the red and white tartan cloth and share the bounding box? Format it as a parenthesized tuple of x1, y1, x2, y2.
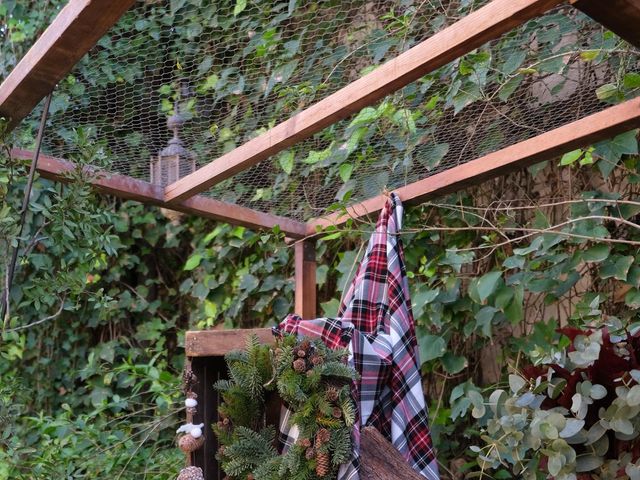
(274, 193, 439, 480)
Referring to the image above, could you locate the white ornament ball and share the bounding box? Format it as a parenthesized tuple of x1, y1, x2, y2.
(190, 427, 203, 439)
(185, 398, 198, 408)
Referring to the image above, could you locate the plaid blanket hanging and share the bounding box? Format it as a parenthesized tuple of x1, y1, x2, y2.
(274, 193, 440, 480)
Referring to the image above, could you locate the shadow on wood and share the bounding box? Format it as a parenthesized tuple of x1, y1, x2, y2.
(360, 426, 425, 480)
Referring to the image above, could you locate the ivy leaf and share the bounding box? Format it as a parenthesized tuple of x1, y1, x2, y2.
(582, 244, 609, 263)
(623, 72, 640, 89)
(501, 50, 526, 75)
(278, 151, 294, 174)
(477, 271, 502, 301)
(442, 352, 468, 374)
(595, 83, 617, 101)
(184, 254, 203, 271)
(625, 289, 640, 309)
(233, 0, 247, 16)
(418, 334, 446, 362)
(421, 143, 449, 169)
(559, 149, 582, 166)
(339, 163, 353, 182)
(600, 255, 634, 281)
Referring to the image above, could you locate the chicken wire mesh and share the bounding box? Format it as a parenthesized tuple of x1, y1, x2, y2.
(11, 1, 640, 222)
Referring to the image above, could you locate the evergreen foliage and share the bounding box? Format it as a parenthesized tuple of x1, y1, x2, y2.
(213, 334, 357, 480)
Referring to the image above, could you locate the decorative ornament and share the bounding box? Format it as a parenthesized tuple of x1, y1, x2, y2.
(212, 334, 358, 479)
(176, 423, 204, 436)
(185, 398, 198, 408)
(178, 433, 205, 453)
(177, 466, 204, 480)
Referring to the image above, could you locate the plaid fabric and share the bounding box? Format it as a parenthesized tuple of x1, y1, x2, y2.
(274, 193, 439, 480)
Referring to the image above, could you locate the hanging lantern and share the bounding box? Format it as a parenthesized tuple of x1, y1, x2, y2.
(151, 101, 195, 222)
(150, 102, 195, 187)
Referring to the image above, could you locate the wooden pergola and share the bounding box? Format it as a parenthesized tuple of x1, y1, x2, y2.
(2, 1, 640, 476)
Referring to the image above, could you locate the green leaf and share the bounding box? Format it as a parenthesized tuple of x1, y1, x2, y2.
(233, 0, 247, 15)
(501, 50, 527, 75)
(559, 149, 582, 166)
(441, 352, 468, 374)
(580, 50, 600, 61)
(278, 151, 294, 175)
(184, 254, 203, 271)
(626, 289, 640, 309)
(595, 83, 617, 101)
(624, 72, 640, 89)
(600, 255, 634, 281)
(418, 334, 447, 362)
(582, 244, 609, 263)
(477, 271, 502, 301)
(339, 163, 353, 182)
(421, 143, 449, 169)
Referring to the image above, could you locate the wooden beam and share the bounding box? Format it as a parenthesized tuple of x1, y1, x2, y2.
(295, 240, 317, 319)
(164, 0, 562, 203)
(571, 0, 640, 48)
(10, 149, 307, 238)
(185, 328, 273, 357)
(308, 97, 640, 230)
(0, 0, 136, 130)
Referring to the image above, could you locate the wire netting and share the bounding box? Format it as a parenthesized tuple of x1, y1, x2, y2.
(12, 1, 640, 221)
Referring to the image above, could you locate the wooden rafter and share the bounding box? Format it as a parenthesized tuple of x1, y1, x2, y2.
(0, 0, 136, 130)
(307, 97, 640, 231)
(163, 0, 563, 203)
(10, 149, 308, 238)
(571, 0, 640, 48)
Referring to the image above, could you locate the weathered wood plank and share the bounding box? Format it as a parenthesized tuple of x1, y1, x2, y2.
(571, 0, 640, 48)
(163, 0, 562, 203)
(10, 149, 307, 238)
(308, 97, 640, 230)
(0, 0, 136, 130)
(185, 329, 274, 357)
(295, 240, 317, 319)
(360, 427, 425, 480)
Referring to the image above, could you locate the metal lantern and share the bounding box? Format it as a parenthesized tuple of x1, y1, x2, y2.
(150, 102, 195, 187)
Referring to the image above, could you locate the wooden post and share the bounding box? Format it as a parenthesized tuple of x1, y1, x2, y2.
(295, 240, 317, 319)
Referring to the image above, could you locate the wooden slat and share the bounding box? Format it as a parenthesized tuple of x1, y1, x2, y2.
(308, 97, 640, 230)
(185, 328, 274, 357)
(10, 149, 307, 238)
(0, 0, 136, 130)
(164, 0, 562, 203)
(571, 0, 640, 48)
(295, 240, 317, 319)
(360, 427, 425, 480)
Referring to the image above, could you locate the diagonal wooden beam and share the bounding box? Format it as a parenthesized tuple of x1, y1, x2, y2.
(10, 149, 307, 238)
(164, 0, 563, 203)
(0, 0, 136, 130)
(307, 97, 640, 232)
(570, 0, 640, 48)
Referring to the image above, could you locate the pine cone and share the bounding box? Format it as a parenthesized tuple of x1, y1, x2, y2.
(300, 340, 311, 350)
(315, 428, 330, 445)
(311, 355, 324, 366)
(299, 437, 312, 448)
(325, 386, 339, 402)
(332, 406, 342, 419)
(297, 349, 307, 358)
(177, 466, 204, 480)
(305, 447, 316, 460)
(315, 451, 331, 477)
(182, 367, 198, 394)
(178, 434, 204, 453)
(293, 358, 307, 373)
